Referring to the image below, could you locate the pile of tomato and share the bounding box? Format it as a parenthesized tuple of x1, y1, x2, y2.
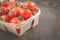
(0, 0, 39, 24)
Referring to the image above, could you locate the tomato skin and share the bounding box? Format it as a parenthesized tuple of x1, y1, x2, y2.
(6, 5, 12, 11)
(1, 2, 9, 7)
(20, 9, 32, 20)
(8, 12, 17, 18)
(0, 7, 9, 15)
(18, 8, 32, 20)
(10, 17, 24, 24)
(29, 6, 38, 12)
(24, 1, 38, 12)
(17, 7, 24, 16)
(8, 8, 18, 18)
(24, 1, 36, 7)
(1, 2, 12, 9)
(10, 17, 20, 24)
(17, 7, 31, 20)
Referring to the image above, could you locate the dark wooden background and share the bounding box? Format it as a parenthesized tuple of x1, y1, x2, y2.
(0, 0, 60, 40)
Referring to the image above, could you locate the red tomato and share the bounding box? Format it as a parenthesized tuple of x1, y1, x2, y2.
(1, 1, 12, 10)
(1, 1, 9, 7)
(24, 1, 36, 7)
(10, 17, 20, 24)
(10, 16, 24, 24)
(18, 7, 32, 19)
(24, 1, 38, 12)
(0, 7, 8, 15)
(20, 9, 32, 20)
(17, 7, 24, 16)
(8, 8, 18, 18)
(5, 2, 12, 10)
(1, 14, 10, 22)
(29, 6, 38, 13)
(6, 4, 12, 11)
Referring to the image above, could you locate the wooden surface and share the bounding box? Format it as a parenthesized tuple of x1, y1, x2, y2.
(0, 0, 60, 40)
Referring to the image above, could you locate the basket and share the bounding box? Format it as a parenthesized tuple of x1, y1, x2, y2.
(0, 9, 41, 36)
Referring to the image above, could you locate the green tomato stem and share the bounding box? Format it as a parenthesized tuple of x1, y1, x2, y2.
(0, 8, 3, 12)
(18, 16, 23, 21)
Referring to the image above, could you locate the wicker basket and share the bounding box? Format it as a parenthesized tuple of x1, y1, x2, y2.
(0, 9, 41, 36)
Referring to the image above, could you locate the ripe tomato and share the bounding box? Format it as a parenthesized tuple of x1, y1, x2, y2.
(20, 9, 32, 20)
(6, 4, 12, 11)
(10, 17, 20, 24)
(10, 16, 24, 24)
(0, 14, 10, 22)
(24, 1, 36, 7)
(8, 7, 24, 17)
(1, 1, 9, 7)
(8, 8, 18, 18)
(17, 7, 24, 16)
(0, 7, 8, 15)
(29, 5, 38, 13)
(24, 1, 38, 12)
(1, 1, 12, 10)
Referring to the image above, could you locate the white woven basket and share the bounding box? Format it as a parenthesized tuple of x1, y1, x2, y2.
(0, 9, 41, 36)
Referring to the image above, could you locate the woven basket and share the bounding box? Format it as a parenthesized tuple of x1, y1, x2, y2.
(0, 9, 41, 36)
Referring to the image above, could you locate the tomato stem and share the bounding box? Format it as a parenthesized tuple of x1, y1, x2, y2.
(18, 16, 23, 21)
(24, 5, 29, 10)
(9, 9, 14, 14)
(13, 3, 18, 7)
(0, 8, 3, 12)
(32, 12, 35, 15)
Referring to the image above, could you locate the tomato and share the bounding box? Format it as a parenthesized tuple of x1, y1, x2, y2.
(17, 8, 32, 20)
(24, 1, 38, 12)
(1, 1, 9, 7)
(10, 16, 24, 24)
(20, 9, 32, 20)
(17, 7, 32, 20)
(0, 7, 8, 15)
(29, 5, 38, 13)
(0, 14, 10, 22)
(1, 1, 12, 10)
(10, 17, 20, 24)
(6, 4, 12, 11)
(8, 8, 18, 18)
(24, 1, 36, 8)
